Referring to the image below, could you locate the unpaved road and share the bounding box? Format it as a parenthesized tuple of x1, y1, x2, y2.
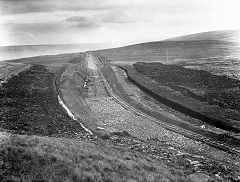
(84, 54, 240, 164)
(112, 66, 240, 152)
(85, 54, 187, 136)
(83, 55, 240, 181)
(86, 55, 108, 98)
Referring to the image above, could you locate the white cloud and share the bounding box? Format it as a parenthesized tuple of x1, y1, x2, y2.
(0, 0, 240, 46)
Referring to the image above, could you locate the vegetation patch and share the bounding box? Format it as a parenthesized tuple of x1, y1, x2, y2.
(0, 134, 181, 182)
(134, 62, 240, 111)
(132, 62, 240, 132)
(119, 64, 240, 134)
(0, 64, 88, 138)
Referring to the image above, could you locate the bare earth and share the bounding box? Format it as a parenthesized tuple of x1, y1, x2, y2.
(84, 55, 240, 168)
(0, 53, 240, 181)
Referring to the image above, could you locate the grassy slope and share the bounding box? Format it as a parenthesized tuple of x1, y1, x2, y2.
(0, 133, 183, 182)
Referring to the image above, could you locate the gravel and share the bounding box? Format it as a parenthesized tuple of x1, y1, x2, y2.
(85, 97, 239, 165)
(84, 55, 240, 181)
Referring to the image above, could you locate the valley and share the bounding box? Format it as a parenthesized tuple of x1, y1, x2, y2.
(1, 30, 240, 181)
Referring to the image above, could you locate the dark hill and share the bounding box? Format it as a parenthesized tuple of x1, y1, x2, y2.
(165, 30, 240, 42)
(95, 30, 240, 80)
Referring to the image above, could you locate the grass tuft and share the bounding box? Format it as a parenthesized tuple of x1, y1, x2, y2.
(0, 133, 187, 181)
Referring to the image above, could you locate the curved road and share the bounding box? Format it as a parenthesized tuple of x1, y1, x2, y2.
(85, 53, 240, 155)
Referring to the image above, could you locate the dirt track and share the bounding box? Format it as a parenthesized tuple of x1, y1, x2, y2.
(86, 55, 108, 98)
(112, 66, 240, 153)
(1, 53, 239, 181)
(83, 55, 240, 160)
(54, 54, 240, 180)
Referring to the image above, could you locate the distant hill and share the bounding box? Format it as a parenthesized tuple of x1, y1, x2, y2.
(96, 30, 240, 63)
(96, 30, 240, 79)
(165, 30, 240, 42)
(3, 30, 240, 79)
(0, 43, 116, 61)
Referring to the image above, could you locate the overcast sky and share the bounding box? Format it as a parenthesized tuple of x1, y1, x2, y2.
(0, 0, 240, 46)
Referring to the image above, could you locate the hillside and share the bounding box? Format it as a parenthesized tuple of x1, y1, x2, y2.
(0, 43, 115, 62)
(0, 54, 196, 181)
(165, 30, 240, 42)
(95, 30, 240, 140)
(0, 132, 181, 182)
(1, 31, 240, 181)
(95, 30, 240, 80)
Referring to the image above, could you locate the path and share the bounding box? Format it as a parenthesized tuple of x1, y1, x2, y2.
(86, 55, 108, 98)
(84, 54, 240, 159)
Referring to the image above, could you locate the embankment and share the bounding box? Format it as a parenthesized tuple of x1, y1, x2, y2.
(58, 62, 101, 134)
(96, 59, 240, 151)
(120, 66, 239, 134)
(100, 65, 130, 101)
(0, 64, 87, 138)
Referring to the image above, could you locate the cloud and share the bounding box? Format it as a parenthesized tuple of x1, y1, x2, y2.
(3, 22, 66, 34)
(0, 0, 113, 15)
(65, 16, 89, 22)
(65, 16, 99, 28)
(1, 0, 240, 46)
(102, 16, 134, 24)
(0, 0, 214, 20)
(0, 0, 55, 15)
(101, 11, 139, 24)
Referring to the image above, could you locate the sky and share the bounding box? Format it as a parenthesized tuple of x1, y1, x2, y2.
(0, 0, 240, 46)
